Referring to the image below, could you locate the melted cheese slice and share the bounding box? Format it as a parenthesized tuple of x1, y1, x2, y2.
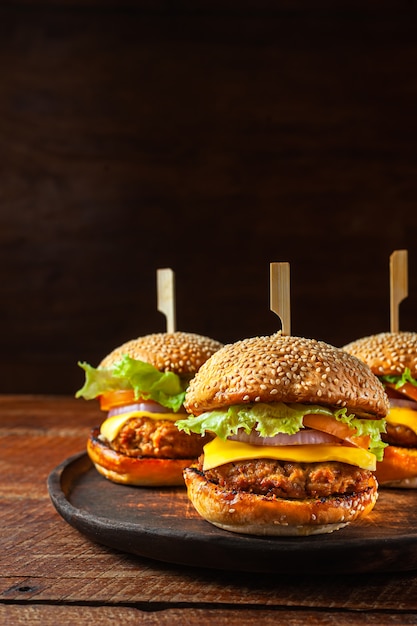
(387, 406, 417, 434)
(100, 410, 178, 442)
(202, 437, 376, 471)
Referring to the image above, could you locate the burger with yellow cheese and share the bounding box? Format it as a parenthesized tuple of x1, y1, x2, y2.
(76, 331, 223, 486)
(343, 331, 417, 488)
(176, 332, 388, 536)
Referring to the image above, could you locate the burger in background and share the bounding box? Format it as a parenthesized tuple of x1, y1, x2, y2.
(76, 331, 223, 486)
(176, 332, 388, 536)
(343, 331, 417, 487)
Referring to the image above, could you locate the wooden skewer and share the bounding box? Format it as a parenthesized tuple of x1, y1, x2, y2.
(390, 249, 408, 333)
(157, 268, 176, 333)
(270, 262, 291, 336)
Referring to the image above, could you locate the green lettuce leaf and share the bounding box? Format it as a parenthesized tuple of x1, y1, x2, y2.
(334, 411, 387, 461)
(176, 402, 387, 461)
(75, 355, 186, 412)
(380, 367, 417, 389)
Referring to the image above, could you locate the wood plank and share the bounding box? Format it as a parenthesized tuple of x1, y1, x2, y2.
(4, 474, 417, 608)
(2, 605, 417, 626)
(45, 451, 417, 575)
(0, 4, 416, 394)
(2, 394, 417, 618)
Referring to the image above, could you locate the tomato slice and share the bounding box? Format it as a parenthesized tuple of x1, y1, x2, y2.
(100, 390, 138, 411)
(99, 390, 171, 413)
(302, 414, 370, 450)
(385, 382, 417, 403)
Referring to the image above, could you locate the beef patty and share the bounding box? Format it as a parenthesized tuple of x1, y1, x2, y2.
(199, 456, 373, 499)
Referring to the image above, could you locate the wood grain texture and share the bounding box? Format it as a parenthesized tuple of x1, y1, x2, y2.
(0, 2, 416, 399)
(2, 605, 417, 626)
(0, 396, 417, 613)
(47, 451, 417, 575)
(1, 393, 417, 626)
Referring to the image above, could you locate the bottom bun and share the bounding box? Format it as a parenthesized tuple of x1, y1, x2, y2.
(183, 467, 378, 536)
(375, 445, 417, 488)
(87, 428, 194, 487)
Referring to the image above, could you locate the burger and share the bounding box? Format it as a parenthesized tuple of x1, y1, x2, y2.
(176, 332, 388, 536)
(343, 331, 417, 488)
(76, 331, 223, 486)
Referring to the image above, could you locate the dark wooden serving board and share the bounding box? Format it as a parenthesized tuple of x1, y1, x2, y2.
(48, 452, 417, 575)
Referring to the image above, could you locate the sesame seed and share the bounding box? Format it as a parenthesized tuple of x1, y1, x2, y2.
(183, 331, 390, 418)
(99, 331, 223, 375)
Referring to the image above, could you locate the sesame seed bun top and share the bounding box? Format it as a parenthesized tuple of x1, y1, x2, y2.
(342, 331, 417, 378)
(99, 331, 223, 376)
(184, 332, 389, 418)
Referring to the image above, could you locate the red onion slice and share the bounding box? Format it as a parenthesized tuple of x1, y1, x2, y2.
(390, 398, 417, 411)
(228, 429, 341, 446)
(108, 401, 175, 418)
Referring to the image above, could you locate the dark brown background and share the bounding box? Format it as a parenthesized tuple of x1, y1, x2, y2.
(1, 0, 417, 394)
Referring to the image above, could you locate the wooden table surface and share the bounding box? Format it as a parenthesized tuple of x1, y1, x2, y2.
(2, 394, 417, 625)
